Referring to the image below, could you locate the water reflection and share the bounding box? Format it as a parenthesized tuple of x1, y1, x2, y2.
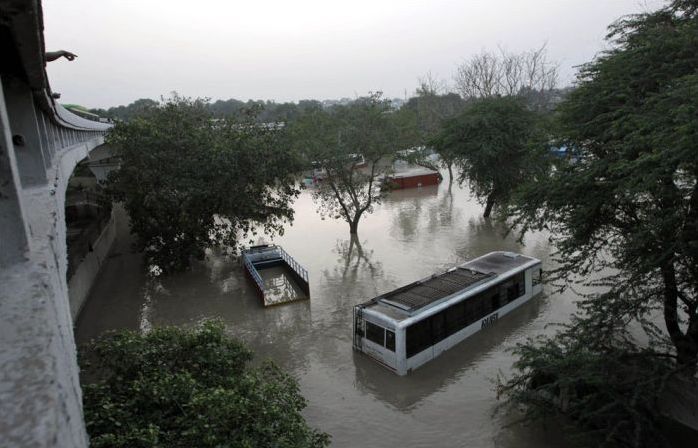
(76, 173, 579, 447)
(136, 251, 316, 373)
(426, 187, 459, 230)
(260, 266, 308, 305)
(385, 185, 439, 241)
(455, 218, 522, 260)
(324, 235, 383, 286)
(310, 237, 383, 365)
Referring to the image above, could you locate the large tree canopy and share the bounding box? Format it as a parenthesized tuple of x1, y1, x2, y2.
(510, 0, 698, 369)
(106, 96, 300, 273)
(80, 320, 330, 448)
(431, 96, 547, 217)
(502, 1, 698, 446)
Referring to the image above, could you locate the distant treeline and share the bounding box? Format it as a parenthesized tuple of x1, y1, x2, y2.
(90, 96, 407, 122)
(90, 88, 571, 123)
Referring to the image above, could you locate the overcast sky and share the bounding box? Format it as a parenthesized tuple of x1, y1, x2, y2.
(43, 0, 665, 109)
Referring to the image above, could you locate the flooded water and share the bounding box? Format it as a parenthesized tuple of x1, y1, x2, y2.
(76, 177, 582, 447)
(259, 265, 308, 305)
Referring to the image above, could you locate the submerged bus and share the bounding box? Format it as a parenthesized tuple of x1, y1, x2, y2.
(352, 251, 542, 375)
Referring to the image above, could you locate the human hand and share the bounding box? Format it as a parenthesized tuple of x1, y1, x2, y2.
(45, 50, 78, 62)
(61, 50, 77, 61)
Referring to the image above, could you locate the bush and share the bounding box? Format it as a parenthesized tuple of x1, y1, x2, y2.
(80, 320, 329, 448)
(497, 301, 679, 448)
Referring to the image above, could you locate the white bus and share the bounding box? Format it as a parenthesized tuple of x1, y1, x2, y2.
(352, 251, 542, 375)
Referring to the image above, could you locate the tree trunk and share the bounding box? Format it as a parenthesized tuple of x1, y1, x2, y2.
(681, 338, 698, 374)
(349, 214, 361, 234)
(447, 163, 454, 185)
(483, 194, 496, 218)
(661, 263, 698, 374)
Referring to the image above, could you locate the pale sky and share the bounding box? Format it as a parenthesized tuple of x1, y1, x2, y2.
(43, 0, 666, 109)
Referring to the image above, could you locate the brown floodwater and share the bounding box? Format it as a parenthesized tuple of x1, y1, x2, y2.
(76, 178, 582, 447)
(259, 265, 308, 305)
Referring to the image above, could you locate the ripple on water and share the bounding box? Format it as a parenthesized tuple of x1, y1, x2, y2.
(77, 175, 581, 447)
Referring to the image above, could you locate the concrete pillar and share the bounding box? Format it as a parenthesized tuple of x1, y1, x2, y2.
(2, 76, 48, 187)
(0, 75, 30, 266)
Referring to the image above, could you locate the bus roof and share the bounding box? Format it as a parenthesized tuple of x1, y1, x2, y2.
(380, 267, 493, 312)
(358, 252, 539, 324)
(464, 251, 535, 275)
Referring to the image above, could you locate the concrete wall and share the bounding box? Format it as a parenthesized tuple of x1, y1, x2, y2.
(68, 208, 117, 320)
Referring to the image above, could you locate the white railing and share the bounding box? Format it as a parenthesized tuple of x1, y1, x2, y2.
(242, 245, 308, 298)
(278, 247, 309, 282)
(31, 102, 111, 169)
(245, 246, 281, 263)
(242, 255, 265, 292)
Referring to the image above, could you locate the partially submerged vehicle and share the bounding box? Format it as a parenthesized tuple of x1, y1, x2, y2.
(352, 251, 542, 375)
(241, 245, 310, 306)
(382, 167, 441, 190)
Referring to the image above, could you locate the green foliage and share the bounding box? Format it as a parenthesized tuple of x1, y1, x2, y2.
(397, 89, 465, 180)
(80, 320, 330, 448)
(105, 95, 300, 273)
(208, 98, 323, 123)
(93, 97, 331, 123)
(501, 2, 698, 446)
(499, 302, 677, 448)
(287, 93, 406, 234)
(431, 96, 548, 217)
(403, 91, 464, 143)
(508, 0, 698, 367)
(92, 98, 158, 121)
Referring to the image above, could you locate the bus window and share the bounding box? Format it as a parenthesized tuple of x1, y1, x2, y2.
(491, 292, 501, 310)
(483, 291, 496, 314)
(366, 321, 385, 346)
(406, 319, 431, 358)
(506, 273, 525, 303)
(464, 295, 481, 325)
(506, 283, 517, 302)
(432, 311, 447, 344)
(385, 330, 395, 352)
(445, 301, 467, 336)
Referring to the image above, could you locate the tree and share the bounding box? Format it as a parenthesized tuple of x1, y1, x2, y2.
(208, 98, 246, 118)
(106, 95, 300, 273)
(288, 93, 402, 234)
(80, 320, 330, 448)
(94, 97, 318, 123)
(453, 45, 558, 109)
(92, 98, 158, 121)
(500, 1, 698, 445)
(431, 96, 546, 217)
(399, 75, 465, 183)
(508, 0, 698, 371)
(498, 306, 676, 448)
